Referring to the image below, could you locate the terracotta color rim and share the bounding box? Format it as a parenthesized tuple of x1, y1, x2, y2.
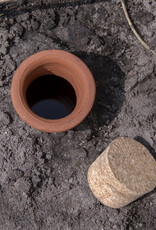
(11, 50, 96, 132)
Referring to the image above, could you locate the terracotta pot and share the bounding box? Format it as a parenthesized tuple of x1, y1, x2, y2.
(11, 50, 96, 133)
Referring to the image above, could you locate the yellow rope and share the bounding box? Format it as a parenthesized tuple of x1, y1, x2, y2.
(121, 0, 156, 55)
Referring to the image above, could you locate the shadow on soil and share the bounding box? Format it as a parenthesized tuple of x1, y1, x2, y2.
(73, 52, 125, 131)
(1, 0, 111, 17)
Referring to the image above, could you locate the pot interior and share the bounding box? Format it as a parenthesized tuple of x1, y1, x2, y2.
(26, 74, 77, 120)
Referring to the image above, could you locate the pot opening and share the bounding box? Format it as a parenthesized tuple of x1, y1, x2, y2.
(26, 75, 77, 120)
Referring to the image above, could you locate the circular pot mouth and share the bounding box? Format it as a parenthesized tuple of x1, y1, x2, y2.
(11, 50, 96, 133)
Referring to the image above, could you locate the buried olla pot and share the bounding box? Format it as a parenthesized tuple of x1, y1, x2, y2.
(11, 50, 96, 132)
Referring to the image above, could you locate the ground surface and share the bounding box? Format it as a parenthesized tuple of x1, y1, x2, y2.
(0, 0, 156, 229)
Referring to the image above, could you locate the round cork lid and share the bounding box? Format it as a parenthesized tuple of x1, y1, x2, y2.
(108, 137, 156, 194)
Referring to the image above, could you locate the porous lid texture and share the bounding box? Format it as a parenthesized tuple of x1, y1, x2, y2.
(108, 137, 156, 194)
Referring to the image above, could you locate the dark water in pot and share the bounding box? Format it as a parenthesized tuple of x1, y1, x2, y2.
(26, 75, 76, 119)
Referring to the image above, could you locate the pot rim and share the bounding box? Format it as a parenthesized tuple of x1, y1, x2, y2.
(11, 50, 96, 133)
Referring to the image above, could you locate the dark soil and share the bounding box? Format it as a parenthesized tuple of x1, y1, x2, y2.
(0, 0, 156, 229)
